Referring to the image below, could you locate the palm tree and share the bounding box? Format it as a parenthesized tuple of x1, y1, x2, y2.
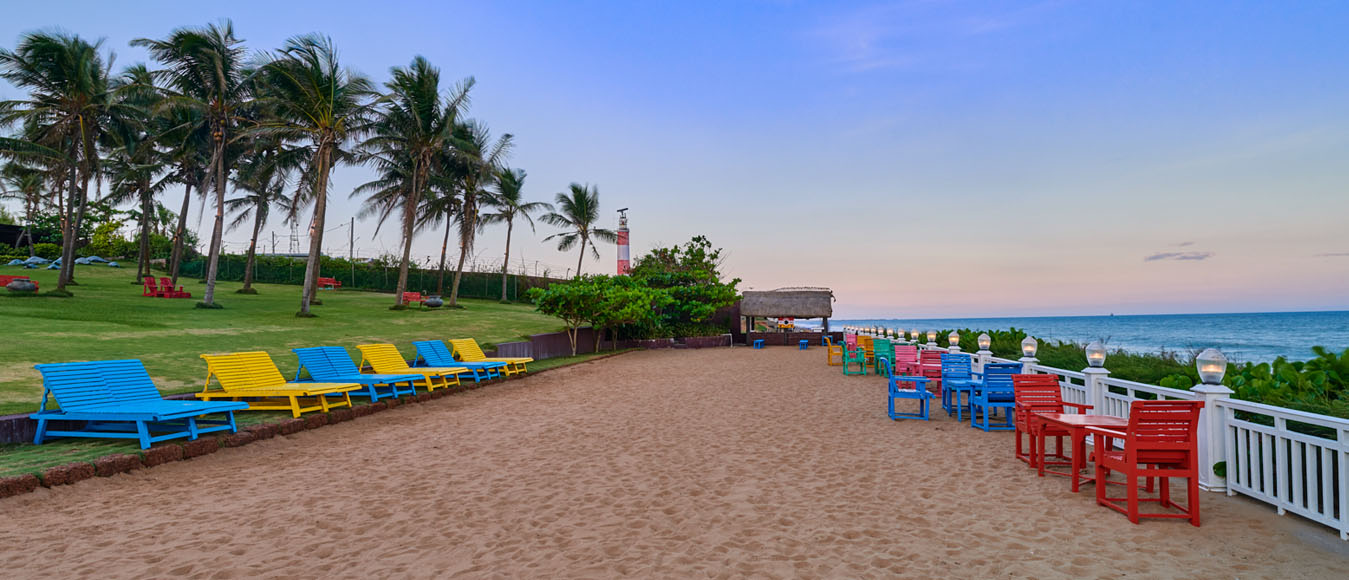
(0, 32, 128, 292)
(103, 64, 166, 282)
(0, 162, 46, 256)
(254, 34, 373, 317)
(416, 160, 463, 296)
(361, 57, 471, 308)
(133, 21, 251, 307)
(226, 141, 293, 294)
(542, 183, 616, 277)
(446, 120, 511, 307)
(159, 108, 211, 287)
(481, 168, 550, 301)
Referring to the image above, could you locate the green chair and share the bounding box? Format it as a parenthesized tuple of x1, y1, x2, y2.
(872, 338, 894, 374)
(843, 344, 868, 375)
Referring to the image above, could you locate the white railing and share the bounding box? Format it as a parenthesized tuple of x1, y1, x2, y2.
(1097, 376, 1197, 418)
(1029, 364, 1091, 412)
(1218, 398, 1349, 540)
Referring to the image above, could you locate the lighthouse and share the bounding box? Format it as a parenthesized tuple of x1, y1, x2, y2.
(616, 208, 631, 275)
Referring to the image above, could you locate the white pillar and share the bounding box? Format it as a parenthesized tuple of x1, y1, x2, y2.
(948, 344, 961, 354)
(1082, 367, 1110, 415)
(1192, 382, 1234, 492)
(975, 349, 992, 374)
(1018, 356, 1038, 374)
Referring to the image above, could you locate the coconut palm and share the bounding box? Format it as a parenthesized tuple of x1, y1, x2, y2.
(542, 183, 616, 277)
(159, 108, 211, 286)
(102, 64, 168, 281)
(361, 57, 471, 308)
(0, 162, 46, 256)
(226, 141, 294, 294)
(133, 21, 251, 307)
(254, 34, 373, 317)
(446, 120, 511, 307)
(0, 32, 129, 292)
(480, 168, 550, 301)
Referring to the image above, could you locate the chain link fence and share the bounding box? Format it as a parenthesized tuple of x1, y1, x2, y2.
(178, 255, 561, 301)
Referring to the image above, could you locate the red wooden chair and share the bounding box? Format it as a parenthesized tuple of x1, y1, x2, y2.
(1012, 374, 1091, 469)
(1088, 400, 1204, 526)
(893, 345, 920, 375)
(142, 276, 166, 297)
(158, 277, 191, 298)
(918, 350, 944, 393)
(401, 292, 424, 308)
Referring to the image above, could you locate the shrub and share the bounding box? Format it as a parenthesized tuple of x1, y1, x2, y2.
(32, 243, 61, 260)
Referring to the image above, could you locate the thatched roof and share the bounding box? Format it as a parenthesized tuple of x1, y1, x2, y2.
(740, 287, 834, 318)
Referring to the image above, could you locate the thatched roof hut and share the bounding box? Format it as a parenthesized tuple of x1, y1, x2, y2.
(740, 287, 834, 318)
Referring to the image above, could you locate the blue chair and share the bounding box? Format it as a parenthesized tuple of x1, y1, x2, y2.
(798, 340, 809, 350)
(881, 358, 933, 420)
(411, 340, 507, 382)
(293, 346, 420, 402)
(939, 354, 976, 419)
(753, 339, 765, 349)
(31, 360, 248, 449)
(970, 363, 1021, 431)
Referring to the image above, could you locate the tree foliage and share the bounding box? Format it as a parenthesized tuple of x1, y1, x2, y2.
(627, 235, 741, 337)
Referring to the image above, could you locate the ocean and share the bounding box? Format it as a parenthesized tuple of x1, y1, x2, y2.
(812, 311, 1349, 364)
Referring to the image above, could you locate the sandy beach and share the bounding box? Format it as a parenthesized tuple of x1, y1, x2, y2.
(1, 347, 1346, 578)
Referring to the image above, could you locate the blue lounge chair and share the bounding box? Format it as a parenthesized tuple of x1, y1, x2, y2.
(411, 340, 506, 382)
(940, 354, 976, 420)
(31, 359, 248, 449)
(881, 358, 933, 420)
(969, 363, 1020, 431)
(292, 346, 420, 402)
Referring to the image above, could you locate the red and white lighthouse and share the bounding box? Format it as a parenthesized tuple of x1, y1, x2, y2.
(616, 208, 631, 275)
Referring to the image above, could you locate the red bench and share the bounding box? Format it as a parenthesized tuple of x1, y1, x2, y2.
(142, 276, 191, 299)
(0, 275, 38, 291)
(401, 292, 424, 307)
(318, 276, 342, 290)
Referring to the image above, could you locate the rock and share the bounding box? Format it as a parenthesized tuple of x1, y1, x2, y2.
(182, 438, 220, 459)
(328, 408, 354, 424)
(303, 414, 328, 430)
(384, 398, 401, 410)
(6, 279, 37, 293)
(93, 454, 142, 477)
(41, 462, 96, 487)
(221, 431, 256, 448)
(351, 404, 374, 418)
(277, 418, 307, 435)
(414, 393, 434, 404)
(0, 474, 41, 498)
(141, 445, 184, 467)
(245, 423, 279, 440)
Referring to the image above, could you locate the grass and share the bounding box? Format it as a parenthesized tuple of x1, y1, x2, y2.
(0, 348, 633, 479)
(0, 264, 566, 416)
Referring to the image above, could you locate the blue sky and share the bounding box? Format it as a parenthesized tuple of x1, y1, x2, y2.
(3, 1, 1347, 318)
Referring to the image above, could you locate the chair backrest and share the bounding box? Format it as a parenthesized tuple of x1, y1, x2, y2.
(159, 277, 174, 287)
(873, 338, 893, 362)
(293, 346, 360, 380)
(448, 338, 488, 362)
(941, 353, 972, 380)
(412, 340, 455, 366)
(919, 350, 944, 365)
(357, 343, 414, 372)
(201, 352, 288, 390)
(1012, 374, 1065, 413)
(980, 363, 1020, 400)
(143, 276, 159, 290)
(844, 334, 857, 348)
(894, 345, 918, 363)
(878, 357, 892, 378)
(34, 359, 164, 411)
(823, 336, 832, 347)
(1125, 400, 1204, 463)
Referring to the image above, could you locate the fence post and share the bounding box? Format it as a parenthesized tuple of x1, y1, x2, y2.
(1018, 356, 1038, 374)
(974, 349, 991, 374)
(1192, 382, 1233, 492)
(1082, 366, 1109, 415)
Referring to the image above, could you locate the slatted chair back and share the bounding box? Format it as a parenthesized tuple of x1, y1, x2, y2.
(413, 340, 455, 366)
(201, 352, 288, 390)
(940, 354, 972, 380)
(1123, 400, 1203, 465)
(357, 343, 415, 372)
(844, 334, 857, 349)
(142, 276, 160, 296)
(1012, 374, 1067, 413)
(873, 338, 893, 362)
(894, 345, 918, 364)
(448, 339, 490, 362)
(919, 350, 944, 366)
(293, 347, 357, 380)
(34, 360, 163, 411)
(980, 363, 1021, 402)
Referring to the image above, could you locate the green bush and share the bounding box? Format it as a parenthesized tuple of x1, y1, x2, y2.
(32, 243, 61, 260)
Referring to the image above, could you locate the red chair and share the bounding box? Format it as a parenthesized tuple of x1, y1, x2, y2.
(893, 345, 920, 375)
(1012, 374, 1091, 469)
(918, 350, 944, 393)
(142, 276, 166, 297)
(158, 277, 191, 298)
(1089, 400, 1204, 526)
(401, 292, 424, 307)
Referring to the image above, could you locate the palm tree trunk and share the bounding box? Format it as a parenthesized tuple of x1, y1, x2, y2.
(137, 192, 152, 281)
(201, 145, 226, 306)
(298, 148, 331, 317)
(448, 199, 475, 307)
(241, 207, 264, 292)
(55, 167, 79, 291)
(393, 172, 421, 307)
(575, 237, 586, 278)
(499, 218, 513, 301)
(449, 238, 468, 306)
(169, 181, 192, 286)
(436, 217, 451, 295)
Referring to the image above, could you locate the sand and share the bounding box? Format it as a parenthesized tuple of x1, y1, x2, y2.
(1, 347, 1346, 578)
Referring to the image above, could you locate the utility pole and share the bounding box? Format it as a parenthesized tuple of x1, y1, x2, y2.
(271, 231, 276, 254)
(349, 217, 355, 286)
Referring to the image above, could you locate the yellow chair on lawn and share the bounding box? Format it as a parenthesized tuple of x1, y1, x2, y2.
(825, 336, 843, 366)
(448, 338, 533, 376)
(356, 343, 467, 391)
(198, 351, 359, 418)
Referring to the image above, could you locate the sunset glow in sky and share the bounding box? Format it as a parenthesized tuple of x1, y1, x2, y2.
(4, 1, 1347, 318)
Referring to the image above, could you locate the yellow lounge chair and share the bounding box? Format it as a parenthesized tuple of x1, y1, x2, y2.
(198, 351, 360, 418)
(356, 343, 467, 391)
(448, 338, 532, 376)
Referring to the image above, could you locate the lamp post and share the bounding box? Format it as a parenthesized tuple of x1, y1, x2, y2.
(1019, 336, 1039, 374)
(975, 332, 992, 372)
(948, 331, 961, 353)
(1083, 341, 1109, 414)
(926, 330, 937, 348)
(1192, 348, 1234, 491)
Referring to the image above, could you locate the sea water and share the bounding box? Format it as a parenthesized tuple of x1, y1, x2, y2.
(815, 311, 1349, 363)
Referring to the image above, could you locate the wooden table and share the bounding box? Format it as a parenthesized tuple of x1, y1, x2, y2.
(1030, 413, 1130, 492)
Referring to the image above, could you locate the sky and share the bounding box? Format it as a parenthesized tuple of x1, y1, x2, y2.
(2, 1, 1347, 318)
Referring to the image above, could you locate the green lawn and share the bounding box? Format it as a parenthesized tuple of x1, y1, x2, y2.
(0, 264, 564, 416)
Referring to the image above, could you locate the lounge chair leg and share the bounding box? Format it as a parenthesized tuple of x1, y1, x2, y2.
(226, 411, 238, 433)
(290, 396, 302, 418)
(136, 420, 151, 449)
(33, 418, 47, 445)
(187, 417, 200, 440)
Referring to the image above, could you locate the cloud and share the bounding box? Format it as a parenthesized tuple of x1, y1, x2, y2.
(1316, 252, 1349, 258)
(1175, 241, 1195, 247)
(1144, 251, 1214, 262)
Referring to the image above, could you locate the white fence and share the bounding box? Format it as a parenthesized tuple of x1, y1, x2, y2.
(848, 328, 1348, 540)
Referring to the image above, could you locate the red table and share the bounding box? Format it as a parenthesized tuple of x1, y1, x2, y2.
(1030, 413, 1130, 492)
